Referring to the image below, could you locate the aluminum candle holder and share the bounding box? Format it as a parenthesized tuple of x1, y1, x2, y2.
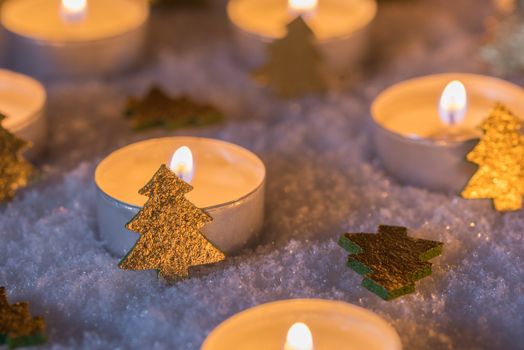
(95, 137, 266, 257)
(227, 0, 377, 72)
(1, 0, 149, 80)
(202, 299, 402, 350)
(371, 73, 524, 192)
(0, 69, 47, 159)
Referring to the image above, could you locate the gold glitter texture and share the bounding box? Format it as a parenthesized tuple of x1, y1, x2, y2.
(462, 103, 524, 211)
(252, 17, 326, 98)
(0, 114, 33, 202)
(338, 225, 443, 300)
(0, 287, 47, 349)
(119, 164, 225, 282)
(125, 86, 223, 130)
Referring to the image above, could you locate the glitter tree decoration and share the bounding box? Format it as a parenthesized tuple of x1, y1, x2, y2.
(462, 104, 524, 211)
(125, 86, 223, 131)
(0, 287, 47, 349)
(253, 16, 326, 98)
(338, 225, 443, 300)
(0, 113, 34, 202)
(119, 164, 225, 282)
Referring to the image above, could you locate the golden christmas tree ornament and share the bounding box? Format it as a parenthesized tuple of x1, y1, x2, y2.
(461, 103, 524, 211)
(0, 287, 47, 349)
(118, 164, 226, 282)
(338, 226, 443, 301)
(252, 16, 326, 98)
(0, 113, 34, 203)
(125, 86, 223, 131)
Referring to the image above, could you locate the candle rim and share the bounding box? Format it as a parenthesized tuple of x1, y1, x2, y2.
(227, 0, 377, 42)
(94, 136, 266, 210)
(201, 298, 402, 350)
(1, 0, 149, 43)
(371, 72, 524, 146)
(0, 69, 46, 131)
(3, 21, 148, 44)
(95, 172, 265, 212)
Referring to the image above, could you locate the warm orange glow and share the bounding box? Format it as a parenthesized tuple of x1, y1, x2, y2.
(169, 146, 194, 183)
(61, 0, 87, 23)
(288, 0, 318, 15)
(284, 322, 314, 350)
(439, 80, 467, 126)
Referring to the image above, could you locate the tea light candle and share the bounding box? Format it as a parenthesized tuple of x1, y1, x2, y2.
(0, 69, 47, 159)
(371, 73, 524, 192)
(201, 299, 402, 350)
(1, 0, 149, 79)
(227, 0, 377, 72)
(95, 137, 266, 257)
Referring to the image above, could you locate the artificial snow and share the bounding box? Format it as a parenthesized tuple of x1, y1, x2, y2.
(1, 0, 523, 349)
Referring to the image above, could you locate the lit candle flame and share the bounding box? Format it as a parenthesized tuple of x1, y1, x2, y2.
(438, 80, 467, 126)
(61, 0, 87, 23)
(169, 146, 194, 183)
(288, 0, 318, 16)
(284, 322, 314, 350)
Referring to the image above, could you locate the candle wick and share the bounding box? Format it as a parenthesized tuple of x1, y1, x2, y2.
(447, 110, 456, 127)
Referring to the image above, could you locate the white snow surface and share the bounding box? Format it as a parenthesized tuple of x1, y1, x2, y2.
(1, 1, 523, 349)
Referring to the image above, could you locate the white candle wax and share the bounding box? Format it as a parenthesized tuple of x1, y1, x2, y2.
(227, 0, 377, 72)
(0, 69, 47, 159)
(1, 0, 148, 79)
(201, 299, 402, 350)
(95, 137, 266, 257)
(371, 73, 524, 192)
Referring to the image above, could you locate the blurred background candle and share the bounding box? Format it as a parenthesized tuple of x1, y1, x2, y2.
(227, 0, 377, 73)
(201, 299, 402, 350)
(95, 137, 266, 257)
(1, 0, 149, 79)
(371, 73, 524, 192)
(0, 69, 47, 159)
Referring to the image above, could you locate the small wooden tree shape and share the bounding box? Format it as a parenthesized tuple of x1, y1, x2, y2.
(253, 16, 326, 98)
(125, 86, 223, 130)
(338, 225, 443, 300)
(119, 165, 225, 282)
(0, 114, 33, 202)
(0, 287, 47, 349)
(461, 103, 524, 211)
